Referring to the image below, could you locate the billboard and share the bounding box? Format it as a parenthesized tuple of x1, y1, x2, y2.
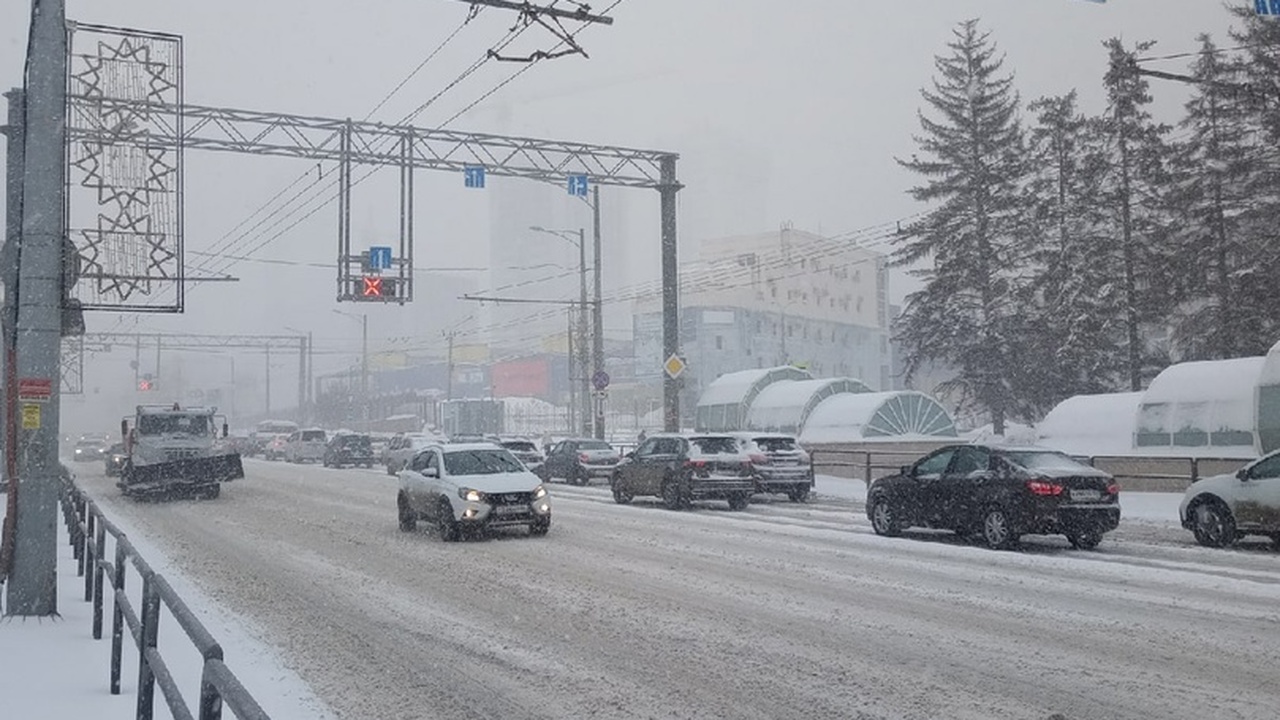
(492, 357, 552, 399)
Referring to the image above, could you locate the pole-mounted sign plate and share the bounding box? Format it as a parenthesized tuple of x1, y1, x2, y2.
(1259, 0, 1280, 16)
(368, 246, 393, 271)
(663, 354, 686, 380)
(21, 404, 41, 430)
(18, 377, 53, 403)
(592, 370, 610, 391)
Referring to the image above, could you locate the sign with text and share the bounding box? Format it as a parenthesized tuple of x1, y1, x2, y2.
(18, 377, 53, 403)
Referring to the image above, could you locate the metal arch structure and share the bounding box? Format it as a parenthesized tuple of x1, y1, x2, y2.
(63, 331, 310, 420)
(65, 68, 687, 428)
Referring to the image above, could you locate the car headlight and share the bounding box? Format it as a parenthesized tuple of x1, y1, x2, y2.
(533, 484, 547, 499)
(458, 487, 487, 503)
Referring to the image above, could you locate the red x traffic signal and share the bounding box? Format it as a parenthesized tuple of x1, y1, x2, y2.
(362, 276, 383, 297)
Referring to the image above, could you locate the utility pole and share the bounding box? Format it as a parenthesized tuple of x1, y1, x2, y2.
(297, 336, 307, 425)
(566, 310, 576, 434)
(1, 88, 25, 587)
(659, 156, 682, 432)
(306, 331, 314, 421)
(591, 186, 605, 440)
(361, 313, 369, 431)
(264, 346, 272, 418)
(7, 0, 68, 615)
(445, 330, 455, 401)
(576, 228, 590, 437)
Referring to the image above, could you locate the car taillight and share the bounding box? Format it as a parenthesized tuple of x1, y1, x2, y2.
(684, 460, 706, 469)
(748, 453, 769, 465)
(1106, 483, 1120, 495)
(579, 453, 591, 463)
(1026, 479, 1064, 496)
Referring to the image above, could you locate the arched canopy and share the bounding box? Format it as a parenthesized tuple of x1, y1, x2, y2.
(1259, 341, 1280, 454)
(1036, 392, 1144, 456)
(745, 378, 872, 434)
(695, 366, 811, 431)
(799, 391, 957, 443)
(1137, 357, 1264, 449)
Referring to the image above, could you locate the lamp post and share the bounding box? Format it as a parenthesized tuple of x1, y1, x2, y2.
(531, 225, 593, 437)
(332, 309, 369, 430)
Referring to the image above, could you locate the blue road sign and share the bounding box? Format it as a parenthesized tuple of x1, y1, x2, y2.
(368, 246, 393, 271)
(592, 370, 610, 391)
(464, 166, 486, 188)
(1259, 0, 1280, 15)
(568, 174, 589, 197)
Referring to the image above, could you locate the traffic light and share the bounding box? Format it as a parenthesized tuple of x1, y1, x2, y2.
(351, 275, 397, 301)
(138, 380, 152, 391)
(362, 276, 383, 298)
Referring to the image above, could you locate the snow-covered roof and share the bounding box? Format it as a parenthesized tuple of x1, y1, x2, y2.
(799, 390, 957, 443)
(695, 366, 812, 431)
(745, 378, 871, 433)
(1137, 357, 1265, 449)
(1260, 340, 1280, 387)
(1036, 392, 1144, 456)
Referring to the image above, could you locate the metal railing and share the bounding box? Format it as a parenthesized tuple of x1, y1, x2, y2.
(59, 477, 271, 720)
(809, 447, 1249, 491)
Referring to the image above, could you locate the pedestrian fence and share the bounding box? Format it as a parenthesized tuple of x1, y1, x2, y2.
(59, 477, 270, 720)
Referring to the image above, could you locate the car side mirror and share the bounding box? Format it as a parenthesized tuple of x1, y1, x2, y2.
(625, 451, 635, 460)
(1236, 467, 1250, 482)
(222, 422, 229, 439)
(900, 465, 912, 477)
(424, 467, 439, 478)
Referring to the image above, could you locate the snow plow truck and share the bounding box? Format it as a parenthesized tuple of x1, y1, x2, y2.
(117, 403, 244, 500)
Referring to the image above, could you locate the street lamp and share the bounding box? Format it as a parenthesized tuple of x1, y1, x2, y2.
(530, 225, 594, 437)
(332, 308, 369, 431)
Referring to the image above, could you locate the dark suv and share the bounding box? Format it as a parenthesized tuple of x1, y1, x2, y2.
(323, 433, 375, 469)
(539, 438, 620, 485)
(866, 444, 1120, 550)
(610, 434, 756, 510)
(732, 432, 814, 502)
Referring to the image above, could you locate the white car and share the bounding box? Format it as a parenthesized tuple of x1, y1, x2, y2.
(284, 428, 327, 464)
(1179, 449, 1280, 547)
(384, 433, 437, 475)
(396, 442, 551, 541)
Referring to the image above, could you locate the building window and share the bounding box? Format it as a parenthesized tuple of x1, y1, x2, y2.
(715, 336, 723, 350)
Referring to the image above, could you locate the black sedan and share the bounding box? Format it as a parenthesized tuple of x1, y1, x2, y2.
(322, 433, 375, 469)
(866, 444, 1120, 550)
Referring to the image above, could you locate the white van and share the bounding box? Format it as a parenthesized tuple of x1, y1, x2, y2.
(284, 428, 328, 464)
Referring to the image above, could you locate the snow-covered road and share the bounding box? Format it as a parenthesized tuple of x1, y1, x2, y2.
(75, 459, 1280, 720)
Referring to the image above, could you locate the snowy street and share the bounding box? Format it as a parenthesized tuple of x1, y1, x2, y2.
(67, 458, 1280, 720)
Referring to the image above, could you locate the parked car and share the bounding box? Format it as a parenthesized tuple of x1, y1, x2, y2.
(610, 433, 756, 510)
(396, 442, 551, 540)
(284, 428, 328, 464)
(323, 433, 375, 469)
(539, 438, 621, 485)
(384, 433, 437, 475)
(73, 437, 108, 462)
(1180, 449, 1280, 548)
(103, 442, 128, 477)
(498, 438, 545, 473)
(263, 433, 290, 461)
(866, 444, 1120, 550)
(730, 431, 814, 502)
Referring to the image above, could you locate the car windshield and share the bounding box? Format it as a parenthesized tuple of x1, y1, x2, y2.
(501, 441, 538, 453)
(689, 437, 739, 455)
(335, 435, 370, 449)
(578, 440, 613, 451)
(443, 449, 525, 476)
(752, 437, 798, 453)
(301, 430, 326, 442)
(75, 440, 103, 448)
(1002, 451, 1091, 473)
(137, 414, 209, 436)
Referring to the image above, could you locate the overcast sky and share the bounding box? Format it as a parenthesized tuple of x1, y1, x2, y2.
(0, 0, 1242, 422)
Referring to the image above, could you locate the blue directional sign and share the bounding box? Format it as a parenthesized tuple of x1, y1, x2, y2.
(1259, 0, 1280, 15)
(568, 174, 589, 197)
(368, 246, 393, 271)
(464, 166, 486, 189)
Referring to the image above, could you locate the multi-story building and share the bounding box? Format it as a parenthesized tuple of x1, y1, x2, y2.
(633, 227, 892, 423)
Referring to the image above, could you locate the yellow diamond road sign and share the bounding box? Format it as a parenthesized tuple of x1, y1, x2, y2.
(664, 354, 686, 379)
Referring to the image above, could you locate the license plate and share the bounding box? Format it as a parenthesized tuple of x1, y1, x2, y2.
(493, 505, 525, 516)
(1070, 489, 1101, 502)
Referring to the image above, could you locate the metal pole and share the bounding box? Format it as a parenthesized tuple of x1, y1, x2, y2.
(8, 0, 68, 616)
(306, 331, 314, 414)
(577, 229, 590, 436)
(659, 155, 681, 433)
(445, 331, 455, 401)
(297, 336, 307, 424)
(566, 311, 575, 434)
(264, 346, 271, 418)
(1, 88, 26, 585)
(591, 186, 605, 440)
(361, 313, 369, 431)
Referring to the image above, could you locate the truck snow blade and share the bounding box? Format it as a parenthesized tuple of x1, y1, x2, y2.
(126, 453, 245, 486)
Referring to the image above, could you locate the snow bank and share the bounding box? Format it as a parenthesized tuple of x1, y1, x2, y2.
(1036, 392, 1144, 456)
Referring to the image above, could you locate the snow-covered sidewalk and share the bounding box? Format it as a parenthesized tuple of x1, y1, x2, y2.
(0, 486, 332, 719)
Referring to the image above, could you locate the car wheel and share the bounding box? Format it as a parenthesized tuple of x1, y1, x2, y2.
(610, 474, 632, 504)
(437, 499, 460, 542)
(530, 518, 551, 537)
(1191, 499, 1236, 548)
(1066, 525, 1104, 550)
(788, 485, 811, 503)
(727, 492, 750, 511)
(870, 497, 902, 537)
(661, 479, 685, 511)
(397, 493, 417, 532)
(981, 506, 1017, 550)
(570, 467, 587, 486)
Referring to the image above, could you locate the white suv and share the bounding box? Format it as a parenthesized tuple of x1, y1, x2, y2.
(396, 442, 551, 541)
(1180, 449, 1280, 547)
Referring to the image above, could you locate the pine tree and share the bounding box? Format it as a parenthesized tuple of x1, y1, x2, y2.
(1097, 38, 1174, 390)
(895, 20, 1028, 434)
(1017, 91, 1125, 413)
(1168, 34, 1265, 360)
